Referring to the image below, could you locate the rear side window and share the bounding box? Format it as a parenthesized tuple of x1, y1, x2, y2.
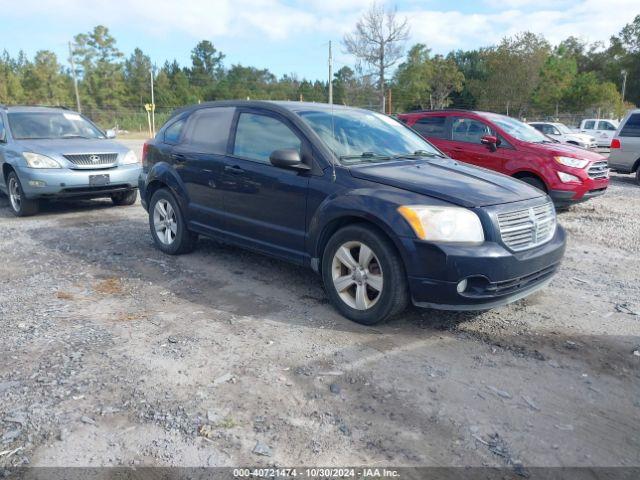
(413, 116, 447, 138)
(598, 121, 616, 131)
(583, 120, 595, 129)
(620, 113, 640, 137)
(163, 118, 185, 144)
(183, 107, 235, 154)
(233, 113, 301, 164)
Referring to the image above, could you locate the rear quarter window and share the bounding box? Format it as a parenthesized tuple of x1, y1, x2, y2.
(413, 116, 447, 139)
(620, 114, 640, 137)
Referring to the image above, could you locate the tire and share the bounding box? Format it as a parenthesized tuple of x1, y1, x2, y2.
(148, 188, 197, 255)
(519, 176, 547, 192)
(635, 167, 640, 186)
(6, 171, 39, 217)
(321, 224, 409, 325)
(111, 189, 138, 206)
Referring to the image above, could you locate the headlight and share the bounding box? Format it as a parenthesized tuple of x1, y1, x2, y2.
(398, 205, 484, 244)
(557, 171, 581, 183)
(121, 150, 139, 165)
(554, 156, 588, 169)
(23, 152, 61, 169)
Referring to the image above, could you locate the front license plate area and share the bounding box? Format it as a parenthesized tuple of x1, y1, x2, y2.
(89, 174, 110, 186)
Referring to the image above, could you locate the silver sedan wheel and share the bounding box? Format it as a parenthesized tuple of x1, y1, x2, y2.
(8, 177, 21, 212)
(153, 199, 178, 245)
(331, 241, 383, 310)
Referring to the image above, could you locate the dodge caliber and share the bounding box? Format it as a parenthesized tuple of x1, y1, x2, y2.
(0, 105, 141, 216)
(140, 101, 566, 325)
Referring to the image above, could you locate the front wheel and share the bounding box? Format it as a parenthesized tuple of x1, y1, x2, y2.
(111, 189, 138, 206)
(635, 167, 640, 186)
(148, 188, 197, 255)
(7, 172, 39, 217)
(321, 224, 408, 325)
(518, 175, 547, 192)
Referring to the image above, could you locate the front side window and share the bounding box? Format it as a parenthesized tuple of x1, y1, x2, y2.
(183, 107, 235, 154)
(413, 116, 447, 139)
(8, 111, 104, 140)
(583, 120, 595, 129)
(598, 121, 617, 131)
(298, 108, 441, 164)
(620, 113, 640, 137)
(234, 113, 301, 164)
(451, 117, 494, 144)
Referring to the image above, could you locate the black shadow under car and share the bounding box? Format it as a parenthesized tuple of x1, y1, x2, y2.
(139, 101, 566, 325)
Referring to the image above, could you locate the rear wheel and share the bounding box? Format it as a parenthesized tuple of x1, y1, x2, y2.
(635, 167, 640, 186)
(7, 172, 39, 217)
(321, 224, 408, 325)
(518, 175, 547, 192)
(148, 188, 197, 255)
(111, 189, 138, 206)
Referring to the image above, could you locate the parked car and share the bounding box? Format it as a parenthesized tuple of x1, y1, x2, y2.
(578, 118, 619, 147)
(609, 109, 640, 185)
(140, 101, 566, 325)
(397, 110, 609, 208)
(528, 121, 597, 149)
(0, 106, 141, 216)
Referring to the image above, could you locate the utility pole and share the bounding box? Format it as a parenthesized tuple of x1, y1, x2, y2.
(621, 69, 628, 104)
(150, 66, 156, 136)
(328, 41, 333, 105)
(68, 42, 81, 113)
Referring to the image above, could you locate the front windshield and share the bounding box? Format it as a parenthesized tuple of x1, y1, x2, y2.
(298, 108, 442, 164)
(484, 113, 548, 143)
(8, 112, 105, 140)
(555, 123, 573, 134)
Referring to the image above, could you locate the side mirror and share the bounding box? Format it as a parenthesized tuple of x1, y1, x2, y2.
(481, 134, 498, 152)
(269, 149, 309, 170)
(105, 129, 116, 139)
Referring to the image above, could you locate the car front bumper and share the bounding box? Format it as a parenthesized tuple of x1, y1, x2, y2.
(16, 165, 141, 199)
(401, 226, 566, 310)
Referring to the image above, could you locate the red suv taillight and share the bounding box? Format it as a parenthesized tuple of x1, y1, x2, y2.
(610, 138, 621, 149)
(142, 142, 150, 167)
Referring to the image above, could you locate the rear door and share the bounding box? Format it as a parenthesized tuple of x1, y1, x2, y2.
(171, 107, 235, 228)
(615, 112, 640, 169)
(220, 108, 311, 263)
(0, 113, 7, 193)
(595, 120, 618, 145)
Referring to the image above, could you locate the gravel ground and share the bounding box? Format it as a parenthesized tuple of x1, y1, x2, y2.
(1, 142, 639, 472)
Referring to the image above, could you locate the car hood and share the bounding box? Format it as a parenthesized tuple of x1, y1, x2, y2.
(16, 138, 130, 156)
(348, 158, 545, 208)
(521, 141, 605, 161)
(565, 132, 594, 143)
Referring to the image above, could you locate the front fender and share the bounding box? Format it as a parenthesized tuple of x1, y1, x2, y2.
(144, 162, 190, 213)
(307, 187, 431, 268)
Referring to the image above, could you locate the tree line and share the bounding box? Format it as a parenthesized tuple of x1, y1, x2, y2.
(0, 14, 639, 130)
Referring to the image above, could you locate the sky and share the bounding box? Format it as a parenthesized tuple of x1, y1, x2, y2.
(0, 0, 638, 80)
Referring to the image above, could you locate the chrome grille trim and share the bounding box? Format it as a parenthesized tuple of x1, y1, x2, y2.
(497, 202, 556, 252)
(63, 153, 118, 168)
(588, 161, 609, 179)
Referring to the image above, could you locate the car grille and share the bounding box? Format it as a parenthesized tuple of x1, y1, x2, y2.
(588, 161, 609, 179)
(497, 202, 556, 252)
(63, 153, 118, 168)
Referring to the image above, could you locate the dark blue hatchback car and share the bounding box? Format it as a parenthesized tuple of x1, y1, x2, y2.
(139, 101, 566, 325)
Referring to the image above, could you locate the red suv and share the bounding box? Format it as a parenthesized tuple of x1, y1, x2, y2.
(398, 110, 609, 207)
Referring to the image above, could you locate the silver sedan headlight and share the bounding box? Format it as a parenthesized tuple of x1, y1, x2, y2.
(398, 205, 485, 244)
(120, 150, 139, 165)
(23, 152, 61, 169)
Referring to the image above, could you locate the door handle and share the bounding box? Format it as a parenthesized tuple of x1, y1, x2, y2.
(171, 153, 187, 162)
(224, 165, 245, 175)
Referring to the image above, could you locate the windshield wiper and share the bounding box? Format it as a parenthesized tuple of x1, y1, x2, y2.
(392, 150, 445, 159)
(339, 152, 392, 163)
(61, 134, 94, 139)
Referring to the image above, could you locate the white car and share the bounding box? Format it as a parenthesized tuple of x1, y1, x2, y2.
(529, 122, 597, 149)
(578, 118, 619, 148)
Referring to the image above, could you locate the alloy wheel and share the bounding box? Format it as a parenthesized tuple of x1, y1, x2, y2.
(8, 177, 21, 212)
(331, 241, 383, 310)
(153, 199, 177, 245)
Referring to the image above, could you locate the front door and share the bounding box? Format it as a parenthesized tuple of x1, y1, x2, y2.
(221, 109, 310, 264)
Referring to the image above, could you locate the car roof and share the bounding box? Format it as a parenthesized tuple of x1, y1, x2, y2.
(176, 100, 375, 116)
(2, 105, 74, 114)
